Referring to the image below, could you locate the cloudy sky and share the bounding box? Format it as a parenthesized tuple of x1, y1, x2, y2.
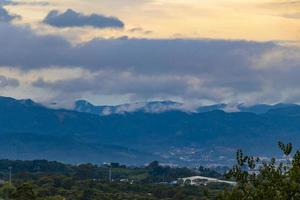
(0, 0, 299, 107)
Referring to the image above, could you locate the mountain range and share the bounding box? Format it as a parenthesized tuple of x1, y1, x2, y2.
(1, 96, 300, 166)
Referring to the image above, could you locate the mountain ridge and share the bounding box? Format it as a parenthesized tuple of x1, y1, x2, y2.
(1, 96, 300, 166)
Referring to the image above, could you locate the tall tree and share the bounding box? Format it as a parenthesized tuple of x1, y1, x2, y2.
(219, 142, 300, 200)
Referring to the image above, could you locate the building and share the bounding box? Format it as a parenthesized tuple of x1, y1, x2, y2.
(178, 176, 236, 186)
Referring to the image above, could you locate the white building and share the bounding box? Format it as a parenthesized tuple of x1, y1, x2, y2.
(178, 176, 236, 186)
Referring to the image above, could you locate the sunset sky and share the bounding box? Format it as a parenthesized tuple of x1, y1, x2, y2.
(0, 0, 299, 107)
(7, 0, 300, 41)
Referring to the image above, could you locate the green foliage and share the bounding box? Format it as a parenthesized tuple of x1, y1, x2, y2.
(0, 183, 16, 200)
(219, 142, 300, 200)
(13, 183, 36, 200)
(278, 142, 293, 156)
(0, 160, 226, 200)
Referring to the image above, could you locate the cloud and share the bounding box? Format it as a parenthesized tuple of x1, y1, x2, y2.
(14, 1, 49, 6)
(261, 0, 300, 19)
(0, 23, 275, 72)
(0, 6, 20, 22)
(0, 75, 19, 87)
(32, 39, 300, 105)
(265, 0, 300, 7)
(0, 23, 70, 68)
(32, 71, 191, 98)
(128, 27, 153, 35)
(274, 0, 300, 5)
(0, 23, 300, 105)
(282, 13, 300, 19)
(43, 9, 124, 29)
(30, 67, 264, 106)
(128, 27, 143, 32)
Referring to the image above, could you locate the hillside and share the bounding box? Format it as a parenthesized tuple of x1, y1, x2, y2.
(0, 97, 300, 165)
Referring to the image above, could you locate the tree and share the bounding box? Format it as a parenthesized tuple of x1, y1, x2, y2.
(218, 142, 300, 200)
(13, 183, 37, 200)
(147, 161, 159, 169)
(0, 183, 16, 200)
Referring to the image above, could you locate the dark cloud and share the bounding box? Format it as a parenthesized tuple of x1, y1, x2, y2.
(0, 6, 20, 22)
(0, 23, 70, 67)
(33, 73, 190, 99)
(128, 27, 153, 35)
(0, 23, 275, 73)
(0, 75, 19, 87)
(43, 9, 124, 29)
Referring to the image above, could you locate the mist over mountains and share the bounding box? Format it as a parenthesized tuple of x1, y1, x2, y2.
(74, 99, 298, 115)
(1, 96, 300, 166)
(74, 100, 184, 116)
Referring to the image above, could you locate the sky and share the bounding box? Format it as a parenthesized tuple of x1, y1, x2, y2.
(0, 0, 299, 107)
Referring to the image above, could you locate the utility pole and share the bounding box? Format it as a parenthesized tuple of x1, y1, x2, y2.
(109, 168, 112, 183)
(8, 167, 12, 186)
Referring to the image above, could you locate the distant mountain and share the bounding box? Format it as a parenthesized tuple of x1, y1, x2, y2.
(196, 103, 300, 114)
(0, 97, 158, 164)
(237, 103, 299, 114)
(74, 100, 183, 115)
(1, 96, 300, 166)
